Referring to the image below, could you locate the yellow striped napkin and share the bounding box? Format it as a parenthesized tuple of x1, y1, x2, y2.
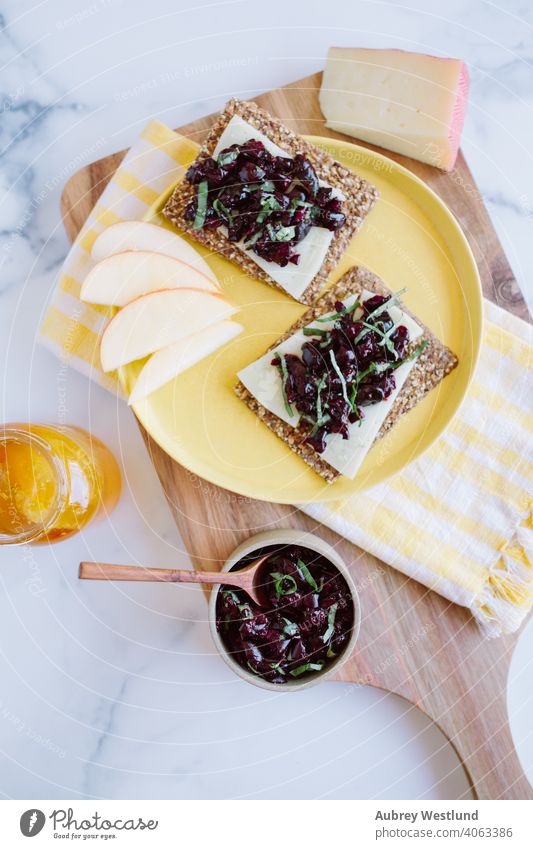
(40, 120, 533, 637)
(301, 302, 533, 636)
(40, 120, 199, 394)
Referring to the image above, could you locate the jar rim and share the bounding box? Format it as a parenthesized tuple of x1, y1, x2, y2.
(0, 425, 69, 545)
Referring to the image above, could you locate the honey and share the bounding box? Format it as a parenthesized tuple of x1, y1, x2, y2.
(0, 424, 121, 544)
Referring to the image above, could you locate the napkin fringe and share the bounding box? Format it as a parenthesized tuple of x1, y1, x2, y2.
(472, 498, 533, 637)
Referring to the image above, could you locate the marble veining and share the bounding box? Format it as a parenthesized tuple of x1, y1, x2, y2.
(0, 0, 532, 800)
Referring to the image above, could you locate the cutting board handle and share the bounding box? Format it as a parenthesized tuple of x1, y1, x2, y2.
(339, 665, 531, 800)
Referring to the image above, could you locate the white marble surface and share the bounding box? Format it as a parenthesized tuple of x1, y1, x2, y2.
(0, 0, 532, 800)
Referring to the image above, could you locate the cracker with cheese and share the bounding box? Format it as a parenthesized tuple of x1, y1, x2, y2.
(163, 98, 378, 305)
(235, 267, 458, 483)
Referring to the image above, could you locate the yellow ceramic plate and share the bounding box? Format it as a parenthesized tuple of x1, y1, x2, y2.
(122, 137, 482, 504)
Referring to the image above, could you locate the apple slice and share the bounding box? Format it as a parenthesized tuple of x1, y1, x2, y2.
(100, 287, 236, 372)
(128, 320, 243, 404)
(81, 250, 218, 307)
(91, 221, 218, 286)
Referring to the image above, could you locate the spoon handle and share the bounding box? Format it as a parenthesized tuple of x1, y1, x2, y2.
(78, 561, 244, 589)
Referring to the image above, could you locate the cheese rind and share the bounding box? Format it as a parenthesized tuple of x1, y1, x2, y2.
(237, 291, 422, 479)
(320, 47, 469, 171)
(212, 116, 342, 300)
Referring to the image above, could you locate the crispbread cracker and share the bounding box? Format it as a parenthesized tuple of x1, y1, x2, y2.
(235, 266, 458, 483)
(163, 98, 378, 305)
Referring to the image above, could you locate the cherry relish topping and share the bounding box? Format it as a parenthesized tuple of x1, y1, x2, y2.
(184, 138, 346, 267)
(272, 293, 426, 454)
(216, 545, 354, 684)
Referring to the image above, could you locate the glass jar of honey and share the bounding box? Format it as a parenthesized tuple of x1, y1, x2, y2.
(0, 424, 121, 545)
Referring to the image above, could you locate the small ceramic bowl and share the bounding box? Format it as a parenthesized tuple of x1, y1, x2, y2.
(208, 529, 361, 692)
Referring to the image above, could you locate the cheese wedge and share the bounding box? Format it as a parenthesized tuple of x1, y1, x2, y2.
(237, 291, 422, 480)
(320, 47, 469, 171)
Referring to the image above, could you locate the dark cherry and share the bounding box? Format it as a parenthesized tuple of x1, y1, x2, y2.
(184, 138, 347, 267)
(273, 295, 412, 454)
(215, 545, 354, 684)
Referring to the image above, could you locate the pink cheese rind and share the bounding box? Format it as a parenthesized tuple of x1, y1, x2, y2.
(445, 61, 469, 171)
(377, 52, 469, 172)
(322, 48, 470, 172)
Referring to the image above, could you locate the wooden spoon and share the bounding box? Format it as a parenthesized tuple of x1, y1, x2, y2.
(79, 553, 272, 606)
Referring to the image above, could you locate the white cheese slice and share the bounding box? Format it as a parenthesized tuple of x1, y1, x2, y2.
(238, 291, 422, 479)
(212, 115, 343, 300)
(319, 47, 469, 171)
(213, 115, 290, 161)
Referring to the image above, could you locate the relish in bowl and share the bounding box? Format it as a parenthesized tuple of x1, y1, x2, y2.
(210, 530, 360, 691)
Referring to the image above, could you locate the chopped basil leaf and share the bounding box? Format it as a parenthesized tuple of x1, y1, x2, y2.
(355, 340, 428, 386)
(357, 361, 390, 383)
(277, 225, 296, 242)
(262, 181, 276, 193)
(377, 323, 400, 358)
(315, 372, 328, 423)
(384, 339, 427, 369)
(329, 349, 350, 406)
(212, 197, 232, 221)
(353, 405, 362, 427)
(244, 180, 275, 194)
(223, 590, 253, 620)
(352, 324, 369, 347)
(275, 351, 294, 417)
(349, 381, 358, 412)
(193, 180, 208, 230)
(270, 661, 286, 675)
(354, 320, 398, 359)
(270, 571, 298, 597)
(289, 661, 324, 677)
(268, 224, 296, 242)
(244, 230, 262, 249)
(257, 195, 282, 224)
(282, 618, 299, 637)
(303, 326, 329, 337)
(322, 602, 338, 643)
(291, 197, 313, 210)
(222, 589, 241, 604)
(309, 414, 331, 439)
(296, 559, 323, 592)
(365, 288, 407, 321)
(316, 300, 362, 323)
(217, 149, 239, 167)
(401, 339, 428, 364)
(352, 290, 408, 349)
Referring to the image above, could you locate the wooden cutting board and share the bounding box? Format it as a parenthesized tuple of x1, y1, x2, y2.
(61, 73, 532, 800)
